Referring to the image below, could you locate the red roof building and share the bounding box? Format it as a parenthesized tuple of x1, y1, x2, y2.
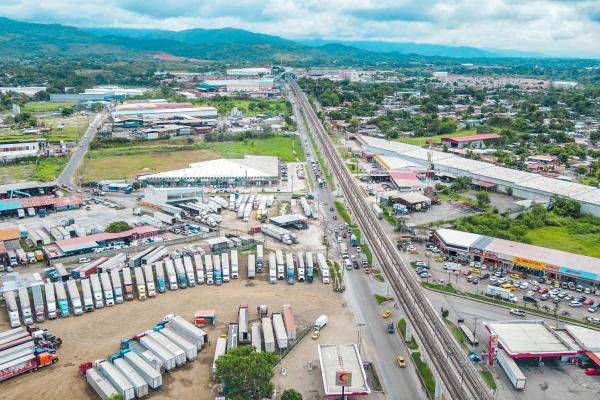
(441, 133, 501, 149)
(389, 171, 425, 192)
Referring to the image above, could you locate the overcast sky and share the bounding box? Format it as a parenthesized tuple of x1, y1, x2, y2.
(2, 0, 600, 57)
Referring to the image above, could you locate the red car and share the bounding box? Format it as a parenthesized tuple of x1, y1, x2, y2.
(585, 368, 600, 376)
(584, 299, 595, 305)
(532, 286, 540, 292)
(341, 231, 347, 238)
(463, 270, 472, 276)
(538, 287, 549, 294)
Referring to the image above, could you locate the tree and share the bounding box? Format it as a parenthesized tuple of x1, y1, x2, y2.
(216, 346, 278, 400)
(441, 307, 449, 319)
(281, 389, 303, 400)
(61, 107, 74, 117)
(105, 221, 132, 233)
(475, 191, 491, 208)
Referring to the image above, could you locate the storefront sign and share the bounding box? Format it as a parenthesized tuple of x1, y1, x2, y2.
(512, 256, 545, 270)
(559, 267, 597, 281)
(471, 247, 483, 255)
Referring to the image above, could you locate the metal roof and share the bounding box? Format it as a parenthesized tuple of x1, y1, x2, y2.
(269, 214, 308, 225)
(318, 344, 370, 396)
(436, 228, 482, 249)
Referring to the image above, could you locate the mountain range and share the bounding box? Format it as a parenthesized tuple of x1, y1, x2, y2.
(0, 16, 550, 63)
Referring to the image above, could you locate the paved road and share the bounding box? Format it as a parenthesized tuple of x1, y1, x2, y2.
(57, 112, 106, 188)
(291, 93, 427, 399)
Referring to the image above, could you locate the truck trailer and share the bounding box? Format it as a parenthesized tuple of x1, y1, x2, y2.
(164, 259, 178, 290)
(112, 357, 149, 398)
(66, 280, 83, 316)
(193, 254, 204, 285)
(100, 272, 115, 306)
(133, 267, 147, 300)
(247, 254, 256, 279)
(285, 253, 295, 285)
(305, 252, 314, 283)
(261, 317, 276, 353)
(138, 336, 176, 372)
(296, 253, 305, 282)
(17, 288, 33, 325)
(81, 278, 94, 312)
(272, 312, 288, 349)
(147, 331, 186, 367)
(221, 252, 230, 283)
(54, 282, 70, 318)
(238, 304, 251, 344)
(122, 268, 134, 301)
(183, 256, 196, 287)
(173, 258, 187, 289)
(43, 282, 58, 319)
(4, 291, 20, 328)
(154, 261, 166, 293)
(110, 269, 124, 304)
(275, 250, 285, 280)
(212, 337, 227, 378)
(282, 305, 297, 341)
(256, 244, 264, 272)
(89, 274, 104, 309)
(31, 285, 45, 322)
(251, 323, 262, 352)
(158, 327, 197, 361)
(143, 263, 157, 297)
(123, 350, 162, 389)
(212, 255, 222, 286)
(268, 252, 277, 284)
(165, 315, 208, 351)
(204, 254, 214, 285)
(85, 367, 118, 400)
(96, 359, 135, 400)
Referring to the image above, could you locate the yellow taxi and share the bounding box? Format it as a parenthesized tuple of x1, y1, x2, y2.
(434, 257, 444, 262)
(500, 283, 514, 291)
(397, 356, 406, 368)
(382, 310, 392, 319)
(510, 273, 521, 279)
(471, 268, 481, 274)
(364, 267, 371, 274)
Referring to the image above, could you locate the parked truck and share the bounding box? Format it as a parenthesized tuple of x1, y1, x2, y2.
(238, 304, 251, 344)
(296, 253, 306, 282)
(154, 261, 166, 293)
(256, 244, 264, 272)
(30, 286, 45, 322)
(212, 255, 222, 286)
(285, 253, 295, 285)
(221, 252, 230, 283)
(66, 280, 83, 316)
(4, 291, 20, 328)
(54, 282, 70, 317)
(164, 259, 178, 290)
(110, 269, 124, 304)
(261, 224, 297, 245)
(306, 252, 314, 283)
(1, 351, 58, 383)
(272, 312, 288, 349)
(133, 267, 147, 301)
(122, 268, 134, 301)
(204, 254, 214, 285)
(81, 279, 94, 312)
(276, 250, 285, 280)
(89, 274, 104, 309)
(372, 203, 383, 219)
(15, 249, 27, 265)
(268, 252, 277, 284)
(43, 282, 58, 319)
(496, 348, 526, 389)
(193, 254, 204, 285)
(17, 288, 33, 325)
(173, 258, 188, 289)
(183, 256, 196, 287)
(100, 272, 115, 307)
(143, 264, 157, 297)
(485, 285, 517, 303)
(212, 337, 227, 377)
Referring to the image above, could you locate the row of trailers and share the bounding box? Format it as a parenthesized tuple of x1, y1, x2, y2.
(213, 304, 297, 377)
(267, 249, 330, 285)
(232, 193, 275, 222)
(84, 315, 208, 400)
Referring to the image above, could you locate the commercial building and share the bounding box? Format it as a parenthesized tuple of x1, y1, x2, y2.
(198, 79, 275, 93)
(318, 344, 370, 397)
(112, 101, 217, 122)
(269, 214, 308, 230)
(49, 85, 148, 102)
(358, 135, 600, 216)
(142, 187, 204, 207)
(441, 133, 500, 149)
(434, 228, 600, 287)
(43, 225, 158, 259)
(0, 139, 47, 161)
(388, 171, 426, 192)
(226, 68, 271, 76)
(0, 195, 81, 217)
(139, 156, 279, 188)
(0, 181, 57, 198)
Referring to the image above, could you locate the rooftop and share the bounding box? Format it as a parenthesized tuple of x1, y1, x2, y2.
(318, 344, 370, 396)
(436, 228, 482, 249)
(141, 156, 279, 180)
(441, 133, 501, 143)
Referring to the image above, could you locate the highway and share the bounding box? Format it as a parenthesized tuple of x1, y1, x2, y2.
(290, 94, 427, 399)
(57, 112, 106, 188)
(289, 80, 494, 400)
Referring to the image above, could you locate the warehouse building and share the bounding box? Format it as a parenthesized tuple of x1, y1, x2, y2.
(112, 101, 217, 121)
(0, 139, 47, 161)
(226, 68, 272, 76)
(269, 214, 308, 230)
(139, 156, 279, 188)
(434, 228, 600, 287)
(198, 79, 275, 93)
(142, 187, 204, 207)
(359, 136, 600, 216)
(0, 195, 81, 218)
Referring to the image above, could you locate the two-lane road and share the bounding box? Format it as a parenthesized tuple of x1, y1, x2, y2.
(57, 112, 107, 188)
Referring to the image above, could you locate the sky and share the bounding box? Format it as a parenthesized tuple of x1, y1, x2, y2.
(2, 0, 600, 57)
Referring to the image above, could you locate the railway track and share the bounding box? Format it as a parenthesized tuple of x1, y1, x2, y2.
(290, 80, 494, 400)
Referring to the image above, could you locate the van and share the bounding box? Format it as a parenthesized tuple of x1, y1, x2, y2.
(500, 283, 514, 291)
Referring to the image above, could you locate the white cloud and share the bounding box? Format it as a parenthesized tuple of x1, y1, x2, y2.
(1, 0, 599, 57)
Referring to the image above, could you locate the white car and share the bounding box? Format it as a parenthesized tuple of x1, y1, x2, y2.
(78, 257, 91, 263)
(569, 301, 583, 307)
(510, 309, 526, 317)
(520, 282, 529, 290)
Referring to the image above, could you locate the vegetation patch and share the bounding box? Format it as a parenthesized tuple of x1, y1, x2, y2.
(411, 352, 436, 398)
(480, 370, 497, 391)
(374, 294, 393, 305)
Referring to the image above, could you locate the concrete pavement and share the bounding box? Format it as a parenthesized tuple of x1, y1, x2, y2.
(57, 112, 106, 188)
(291, 93, 427, 399)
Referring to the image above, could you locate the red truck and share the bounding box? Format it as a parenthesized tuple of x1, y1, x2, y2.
(0, 352, 58, 382)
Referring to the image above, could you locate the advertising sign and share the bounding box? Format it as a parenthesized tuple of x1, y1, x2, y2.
(512, 256, 545, 270)
(335, 370, 352, 387)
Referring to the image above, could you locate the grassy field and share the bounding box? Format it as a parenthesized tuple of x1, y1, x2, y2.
(397, 129, 477, 147)
(81, 149, 220, 182)
(23, 102, 75, 112)
(0, 115, 87, 144)
(0, 157, 68, 184)
(81, 135, 303, 182)
(525, 226, 600, 258)
(192, 98, 290, 117)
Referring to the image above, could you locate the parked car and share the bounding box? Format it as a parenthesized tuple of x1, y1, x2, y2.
(569, 301, 583, 307)
(510, 309, 526, 317)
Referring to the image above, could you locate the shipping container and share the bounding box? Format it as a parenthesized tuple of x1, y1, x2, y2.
(139, 336, 176, 371)
(256, 244, 264, 272)
(251, 323, 262, 352)
(100, 272, 114, 306)
(193, 254, 204, 285)
(89, 274, 104, 308)
(66, 280, 83, 316)
(143, 263, 156, 297)
(261, 317, 276, 353)
(221, 252, 230, 283)
(133, 267, 147, 300)
(96, 359, 135, 400)
(159, 327, 197, 361)
(147, 331, 186, 367)
(43, 282, 57, 319)
(247, 254, 256, 279)
(123, 350, 162, 389)
(154, 261, 166, 293)
(30, 285, 45, 322)
(86, 367, 119, 400)
(4, 291, 21, 328)
(110, 269, 124, 304)
(272, 313, 288, 349)
(113, 357, 149, 398)
(282, 305, 297, 341)
(183, 256, 196, 287)
(81, 278, 94, 312)
(212, 337, 227, 378)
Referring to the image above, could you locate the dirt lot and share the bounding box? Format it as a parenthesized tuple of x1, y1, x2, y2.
(0, 273, 347, 400)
